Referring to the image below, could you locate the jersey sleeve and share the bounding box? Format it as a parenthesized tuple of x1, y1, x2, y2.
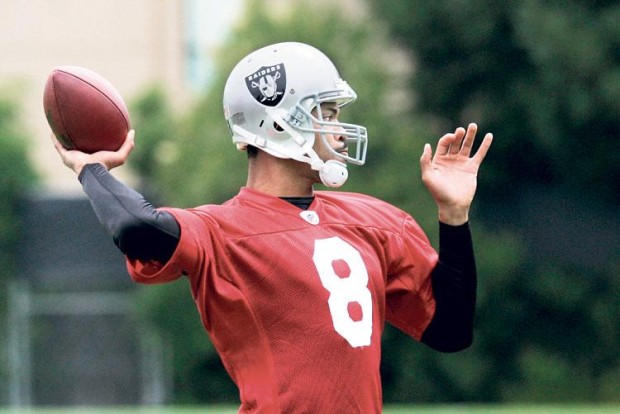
(126, 207, 213, 285)
(384, 214, 439, 340)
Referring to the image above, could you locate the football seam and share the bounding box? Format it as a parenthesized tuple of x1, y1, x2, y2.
(50, 75, 76, 149)
(58, 69, 130, 131)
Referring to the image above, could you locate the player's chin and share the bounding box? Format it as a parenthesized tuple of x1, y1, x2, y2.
(333, 154, 349, 165)
(331, 147, 349, 162)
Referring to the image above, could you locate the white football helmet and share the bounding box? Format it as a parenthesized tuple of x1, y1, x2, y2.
(222, 42, 368, 187)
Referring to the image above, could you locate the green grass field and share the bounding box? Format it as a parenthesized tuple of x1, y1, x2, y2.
(1, 405, 619, 414)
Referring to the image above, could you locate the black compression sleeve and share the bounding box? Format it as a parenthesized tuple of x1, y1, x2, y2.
(421, 222, 477, 352)
(79, 163, 180, 263)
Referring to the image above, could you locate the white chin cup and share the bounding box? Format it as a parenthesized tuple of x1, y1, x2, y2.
(319, 160, 348, 187)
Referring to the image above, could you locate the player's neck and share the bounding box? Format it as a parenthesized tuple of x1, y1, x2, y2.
(246, 154, 314, 197)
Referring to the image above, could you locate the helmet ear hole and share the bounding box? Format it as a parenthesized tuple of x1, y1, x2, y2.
(273, 121, 284, 132)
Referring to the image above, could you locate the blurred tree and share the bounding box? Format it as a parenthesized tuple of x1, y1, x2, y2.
(0, 93, 38, 403)
(128, 87, 176, 185)
(0, 97, 36, 272)
(370, 0, 620, 403)
(368, 0, 620, 204)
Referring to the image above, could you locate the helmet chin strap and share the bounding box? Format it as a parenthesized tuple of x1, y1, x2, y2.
(264, 108, 349, 188)
(318, 159, 348, 187)
(288, 137, 349, 188)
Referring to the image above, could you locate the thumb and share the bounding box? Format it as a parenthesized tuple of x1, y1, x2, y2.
(117, 129, 135, 157)
(419, 143, 432, 171)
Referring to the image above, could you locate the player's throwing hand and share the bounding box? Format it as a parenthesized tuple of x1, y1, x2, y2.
(52, 129, 135, 176)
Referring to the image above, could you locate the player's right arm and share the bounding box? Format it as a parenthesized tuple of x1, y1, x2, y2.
(52, 131, 180, 264)
(79, 163, 180, 263)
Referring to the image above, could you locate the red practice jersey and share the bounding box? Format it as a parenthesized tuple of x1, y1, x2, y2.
(128, 187, 438, 413)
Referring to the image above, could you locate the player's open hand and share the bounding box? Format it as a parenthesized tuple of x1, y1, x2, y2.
(420, 123, 493, 225)
(52, 130, 135, 176)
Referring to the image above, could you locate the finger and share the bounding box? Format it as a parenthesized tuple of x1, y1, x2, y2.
(471, 133, 493, 164)
(460, 123, 478, 156)
(435, 133, 455, 158)
(104, 130, 135, 169)
(449, 127, 467, 154)
(51, 133, 66, 155)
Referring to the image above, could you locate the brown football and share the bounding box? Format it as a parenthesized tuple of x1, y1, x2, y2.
(43, 66, 130, 153)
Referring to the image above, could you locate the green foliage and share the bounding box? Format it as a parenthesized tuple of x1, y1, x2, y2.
(370, 0, 620, 404)
(0, 96, 37, 266)
(369, 0, 620, 204)
(129, 87, 177, 181)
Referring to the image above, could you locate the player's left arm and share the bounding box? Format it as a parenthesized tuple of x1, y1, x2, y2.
(421, 222, 476, 352)
(418, 123, 492, 352)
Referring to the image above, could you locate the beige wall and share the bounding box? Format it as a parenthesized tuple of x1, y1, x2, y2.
(0, 0, 188, 193)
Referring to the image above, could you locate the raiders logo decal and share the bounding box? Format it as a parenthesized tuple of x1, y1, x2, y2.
(245, 64, 286, 107)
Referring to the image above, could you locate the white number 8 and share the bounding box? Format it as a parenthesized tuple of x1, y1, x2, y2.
(312, 237, 373, 347)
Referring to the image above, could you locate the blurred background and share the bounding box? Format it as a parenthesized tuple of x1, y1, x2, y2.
(0, 0, 618, 408)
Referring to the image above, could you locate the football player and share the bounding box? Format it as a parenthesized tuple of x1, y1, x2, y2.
(53, 42, 492, 413)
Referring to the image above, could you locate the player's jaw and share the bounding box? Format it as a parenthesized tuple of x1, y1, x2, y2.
(314, 129, 349, 164)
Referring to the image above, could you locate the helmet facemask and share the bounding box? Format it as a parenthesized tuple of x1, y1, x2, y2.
(287, 80, 368, 167)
